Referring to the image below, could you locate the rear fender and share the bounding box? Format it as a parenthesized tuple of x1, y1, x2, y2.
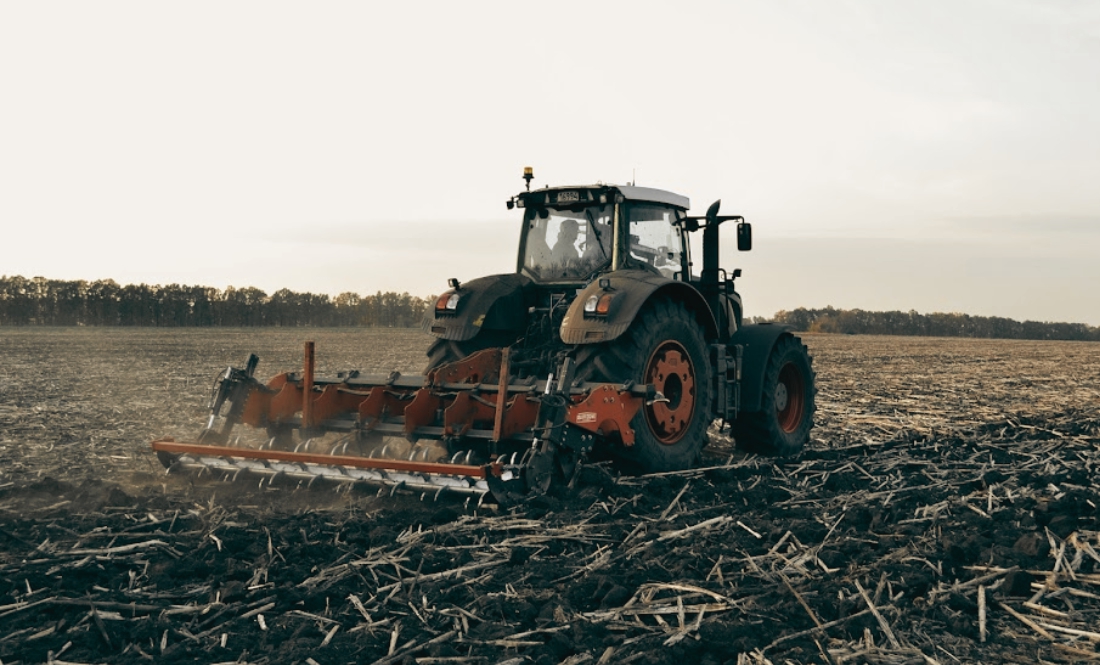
(731, 323, 794, 412)
(422, 273, 532, 341)
(560, 270, 718, 345)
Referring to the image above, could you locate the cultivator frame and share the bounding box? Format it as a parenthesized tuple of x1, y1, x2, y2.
(153, 342, 655, 500)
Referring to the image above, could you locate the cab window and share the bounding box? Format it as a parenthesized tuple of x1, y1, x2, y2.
(627, 204, 683, 278)
(521, 205, 613, 281)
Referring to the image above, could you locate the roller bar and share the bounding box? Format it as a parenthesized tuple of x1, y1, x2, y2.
(152, 438, 494, 478)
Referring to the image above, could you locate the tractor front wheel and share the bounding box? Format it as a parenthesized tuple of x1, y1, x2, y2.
(733, 335, 815, 456)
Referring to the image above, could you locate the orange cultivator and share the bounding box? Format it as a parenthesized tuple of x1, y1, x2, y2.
(153, 342, 653, 501)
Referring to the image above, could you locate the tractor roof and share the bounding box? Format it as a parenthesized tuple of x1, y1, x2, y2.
(616, 185, 690, 210)
(521, 184, 690, 211)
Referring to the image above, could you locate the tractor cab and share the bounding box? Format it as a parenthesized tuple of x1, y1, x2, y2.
(512, 185, 691, 284)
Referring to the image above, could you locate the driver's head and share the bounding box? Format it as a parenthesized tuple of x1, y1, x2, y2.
(559, 219, 579, 240)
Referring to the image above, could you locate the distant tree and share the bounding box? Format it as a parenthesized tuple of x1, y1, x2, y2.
(87, 280, 120, 325)
(118, 283, 156, 325)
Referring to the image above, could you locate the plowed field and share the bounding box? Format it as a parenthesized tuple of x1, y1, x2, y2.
(2, 328, 1099, 664)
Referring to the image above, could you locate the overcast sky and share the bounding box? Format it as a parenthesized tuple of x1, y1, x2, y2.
(2, 1, 1098, 324)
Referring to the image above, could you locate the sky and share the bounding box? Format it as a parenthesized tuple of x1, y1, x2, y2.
(2, 1, 1099, 324)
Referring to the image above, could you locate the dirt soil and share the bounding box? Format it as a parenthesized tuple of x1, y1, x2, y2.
(2, 329, 1099, 665)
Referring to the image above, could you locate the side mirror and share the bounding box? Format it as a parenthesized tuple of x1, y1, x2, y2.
(737, 222, 752, 251)
(682, 218, 699, 232)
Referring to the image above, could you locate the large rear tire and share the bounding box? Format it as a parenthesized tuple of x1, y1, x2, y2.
(732, 334, 815, 456)
(574, 298, 712, 472)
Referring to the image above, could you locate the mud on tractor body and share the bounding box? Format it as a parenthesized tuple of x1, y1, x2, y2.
(153, 170, 816, 502)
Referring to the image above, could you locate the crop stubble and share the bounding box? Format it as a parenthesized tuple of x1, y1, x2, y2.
(1, 329, 1099, 664)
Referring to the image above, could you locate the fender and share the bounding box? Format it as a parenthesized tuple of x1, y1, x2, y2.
(422, 274, 532, 342)
(560, 270, 718, 345)
(731, 323, 794, 412)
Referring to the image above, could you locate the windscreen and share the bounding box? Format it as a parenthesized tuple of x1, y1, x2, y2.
(521, 204, 613, 281)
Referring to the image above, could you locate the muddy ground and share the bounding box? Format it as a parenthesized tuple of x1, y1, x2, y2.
(1, 329, 1099, 664)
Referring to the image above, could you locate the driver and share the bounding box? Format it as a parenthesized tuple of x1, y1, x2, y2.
(550, 219, 581, 263)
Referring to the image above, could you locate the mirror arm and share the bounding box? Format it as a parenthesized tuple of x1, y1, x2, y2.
(680, 215, 744, 232)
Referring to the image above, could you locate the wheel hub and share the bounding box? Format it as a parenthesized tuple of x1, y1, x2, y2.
(644, 341, 696, 444)
(774, 383, 789, 411)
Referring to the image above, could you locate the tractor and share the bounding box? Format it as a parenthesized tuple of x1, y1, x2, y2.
(152, 169, 815, 500)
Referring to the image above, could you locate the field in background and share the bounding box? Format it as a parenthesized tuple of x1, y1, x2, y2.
(1, 328, 1099, 663)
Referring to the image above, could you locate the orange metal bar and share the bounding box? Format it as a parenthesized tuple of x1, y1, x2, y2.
(492, 347, 511, 441)
(302, 341, 315, 429)
(151, 438, 489, 478)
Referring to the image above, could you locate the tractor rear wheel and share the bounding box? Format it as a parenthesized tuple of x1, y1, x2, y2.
(732, 334, 815, 456)
(574, 298, 712, 472)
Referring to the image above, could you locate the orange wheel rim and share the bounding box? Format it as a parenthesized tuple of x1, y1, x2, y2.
(643, 341, 696, 445)
(775, 362, 805, 433)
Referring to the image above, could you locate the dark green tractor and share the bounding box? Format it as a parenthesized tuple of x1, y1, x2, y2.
(424, 169, 815, 472)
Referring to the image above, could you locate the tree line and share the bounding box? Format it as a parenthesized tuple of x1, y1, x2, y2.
(0, 275, 432, 327)
(763, 307, 1100, 341)
(4, 275, 1097, 340)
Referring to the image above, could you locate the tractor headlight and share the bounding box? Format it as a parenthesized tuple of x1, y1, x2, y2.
(583, 293, 614, 316)
(435, 292, 461, 312)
